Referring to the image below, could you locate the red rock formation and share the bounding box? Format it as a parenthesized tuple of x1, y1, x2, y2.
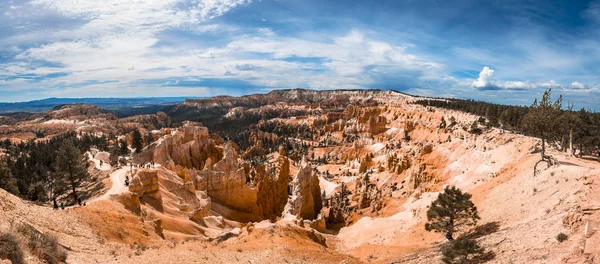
(129, 169, 161, 200)
(255, 147, 290, 221)
(136, 121, 223, 169)
(288, 157, 322, 220)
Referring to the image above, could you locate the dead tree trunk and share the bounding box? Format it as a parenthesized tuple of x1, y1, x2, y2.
(534, 132, 558, 176)
(569, 128, 573, 156)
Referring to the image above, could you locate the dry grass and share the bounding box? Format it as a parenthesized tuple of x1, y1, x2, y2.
(0, 231, 25, 264)
(16, 223, 67, 264)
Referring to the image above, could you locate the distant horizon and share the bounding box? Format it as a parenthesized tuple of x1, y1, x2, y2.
(2, 88, 597, 113)
(0, 96, 203, 104)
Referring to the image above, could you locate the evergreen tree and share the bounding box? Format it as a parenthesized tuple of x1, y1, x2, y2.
(522, 89, 562, 161)
(144, 133, 154, 147)
(119, 139, 130, 156)
(0, 159, 19, 195)
(132, 129, 143, 153)
(425, 186, 480, 240)
(54, 140, 90, 203)
(108, 144, 120, 166)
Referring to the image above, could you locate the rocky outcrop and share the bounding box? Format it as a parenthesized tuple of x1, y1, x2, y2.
(136, 122, 223, 170)
(255, 147, 291, 221)
(111, 191, 141, 215)
(354, 176, 382, 211)
(367, 115, 387, 135)
(288, 157, 322, 220)
(326, 182, 351, 224)
(188, 198, 211, 223)
(195, 142, 258, 221)
(193, 143, 290, 222)
(129, 169, 161, 200)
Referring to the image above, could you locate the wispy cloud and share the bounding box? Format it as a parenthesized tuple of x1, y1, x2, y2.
(0, 0, 599, 110)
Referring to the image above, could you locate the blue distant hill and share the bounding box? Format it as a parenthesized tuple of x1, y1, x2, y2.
(0, 97, 201, 114)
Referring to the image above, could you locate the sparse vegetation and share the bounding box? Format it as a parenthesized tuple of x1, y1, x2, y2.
(17, 223, 67, 264)
(415, 90, 600, 156)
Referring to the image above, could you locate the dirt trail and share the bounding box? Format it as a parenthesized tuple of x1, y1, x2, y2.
(90, 167, 130, 202)
(87, 152, 112, 171)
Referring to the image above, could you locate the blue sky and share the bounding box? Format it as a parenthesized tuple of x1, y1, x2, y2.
(0, 0, 599, 110)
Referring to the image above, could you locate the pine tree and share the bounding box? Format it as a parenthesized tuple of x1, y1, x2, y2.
(0, 159, 20, 195)
(144, 133, 154, 147)
(119, 139, 130, 156)
(54, 140, 90, 203)
(425, 186, 480, 240)
(522, 89, 562, 161)
(132, 129, 143, 153)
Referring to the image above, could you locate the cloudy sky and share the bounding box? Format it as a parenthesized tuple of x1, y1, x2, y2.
(1, 0, 599, 109)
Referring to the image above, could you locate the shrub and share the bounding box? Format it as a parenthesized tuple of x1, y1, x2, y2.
(0, 232, 25, 264)
(556, 233, 568, 243)
(422, 144, 433, 155)
(441, 238, 495, 264)
(17, 223, 67, 264)
(28, 232, 67, 264)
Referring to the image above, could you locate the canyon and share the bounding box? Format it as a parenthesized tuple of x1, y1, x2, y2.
(1, 89, 599, 263)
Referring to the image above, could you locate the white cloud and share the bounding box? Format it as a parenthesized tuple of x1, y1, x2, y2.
(470, 66, 597, 93)
(571, 81, 585, 89)
(471, 66, 494, 88)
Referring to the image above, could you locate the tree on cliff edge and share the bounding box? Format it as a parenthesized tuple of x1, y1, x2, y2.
(425, 186, 479, 241)
(522, 88, 562, 174)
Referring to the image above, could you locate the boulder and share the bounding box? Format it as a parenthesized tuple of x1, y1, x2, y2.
(151, 218, 164, 239)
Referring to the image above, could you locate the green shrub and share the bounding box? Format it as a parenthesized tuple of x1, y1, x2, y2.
(556, 233, 568, 243)
(441, 238, 495, 264)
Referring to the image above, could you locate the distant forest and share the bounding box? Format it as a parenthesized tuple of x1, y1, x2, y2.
(415, 94, 600, 155)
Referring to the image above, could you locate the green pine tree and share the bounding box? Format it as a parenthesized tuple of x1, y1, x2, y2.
(0, 159, 20, 195)
(119, 139, 130, 156)
(132, 129, 143, 153)
(522, 89, 563, 161)
(54, 140, 90, 203)
(425, 186, 480, 240)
